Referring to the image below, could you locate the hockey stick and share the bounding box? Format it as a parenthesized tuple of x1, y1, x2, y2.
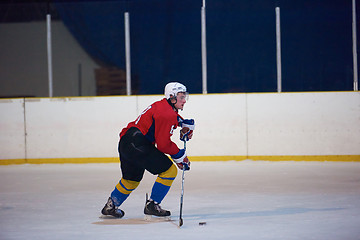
(179, 140, 186, 227)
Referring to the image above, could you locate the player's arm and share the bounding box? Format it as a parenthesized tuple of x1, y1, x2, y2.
(154, 114, 180, 155)
(179, 118, 195, 141)
(171, 149, 190, 171)
(155, 115, 190, 170)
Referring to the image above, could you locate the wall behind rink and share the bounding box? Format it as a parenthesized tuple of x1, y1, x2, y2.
(0, 92, 359, 164)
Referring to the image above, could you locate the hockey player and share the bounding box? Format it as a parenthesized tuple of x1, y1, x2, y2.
(101, 82, 195, 218)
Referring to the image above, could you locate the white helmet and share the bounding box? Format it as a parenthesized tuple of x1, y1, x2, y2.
(164, 82, 187, 99)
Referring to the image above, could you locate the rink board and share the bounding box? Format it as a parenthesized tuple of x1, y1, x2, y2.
(1, 92, 359, 164)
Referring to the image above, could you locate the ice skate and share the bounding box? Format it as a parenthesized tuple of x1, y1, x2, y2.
(144, 194, 171, 220)
(101, 197, 125, 218)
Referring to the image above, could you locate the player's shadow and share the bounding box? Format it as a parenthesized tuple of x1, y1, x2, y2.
(185, 207, 345, 220)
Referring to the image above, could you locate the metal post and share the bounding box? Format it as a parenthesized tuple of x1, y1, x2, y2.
(201, 0, 208, 94)
(47, 14, 53, 97)
(352, 0, 358, 91)
(124, 12, 132, 95)
(276, 7, 282, 93)
(78, 63, 82, 96)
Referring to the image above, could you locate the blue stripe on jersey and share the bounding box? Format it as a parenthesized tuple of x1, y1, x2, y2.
(144, 118, 155, 143)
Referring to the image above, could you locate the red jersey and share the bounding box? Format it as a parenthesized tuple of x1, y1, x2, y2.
(120, 98, 182, 156)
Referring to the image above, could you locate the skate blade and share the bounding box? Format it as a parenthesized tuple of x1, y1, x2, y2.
(144, 214, 171, 222)
(99, 214, 121, 219)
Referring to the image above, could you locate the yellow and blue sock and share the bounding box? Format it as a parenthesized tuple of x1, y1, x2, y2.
(150, 164, 177, 204)
(111, 178, 140, 206)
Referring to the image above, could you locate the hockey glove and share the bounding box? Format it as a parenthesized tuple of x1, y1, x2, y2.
(180, 119, 195, 141)
(171, 149, 190, 171)
(176, 156, 190, 171)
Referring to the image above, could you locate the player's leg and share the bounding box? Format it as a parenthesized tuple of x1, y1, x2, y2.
(111, 152, 144, 203)
(143, 148, 177, 217)
(149, 164, 177, 204)
(101, 156, 144, 218)
(144, 164, 177, 217)
(101, 130, 146, 218)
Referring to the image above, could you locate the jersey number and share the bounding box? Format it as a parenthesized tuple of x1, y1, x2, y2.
(170, 125, 176, 135)
(135, 105, 152, 125)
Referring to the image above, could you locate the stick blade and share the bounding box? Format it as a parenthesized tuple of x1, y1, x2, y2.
(179, 218, 183, 227)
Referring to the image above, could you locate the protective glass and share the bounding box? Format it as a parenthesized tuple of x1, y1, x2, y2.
(177, 92, 189, 101)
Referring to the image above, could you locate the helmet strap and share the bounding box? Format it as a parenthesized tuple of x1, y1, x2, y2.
(167, 96, 178, 112)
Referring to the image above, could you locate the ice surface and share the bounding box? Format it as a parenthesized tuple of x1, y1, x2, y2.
(1, 161, 360, 240)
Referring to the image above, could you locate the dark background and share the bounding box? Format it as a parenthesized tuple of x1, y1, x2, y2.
(1, 0, 358, 94)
